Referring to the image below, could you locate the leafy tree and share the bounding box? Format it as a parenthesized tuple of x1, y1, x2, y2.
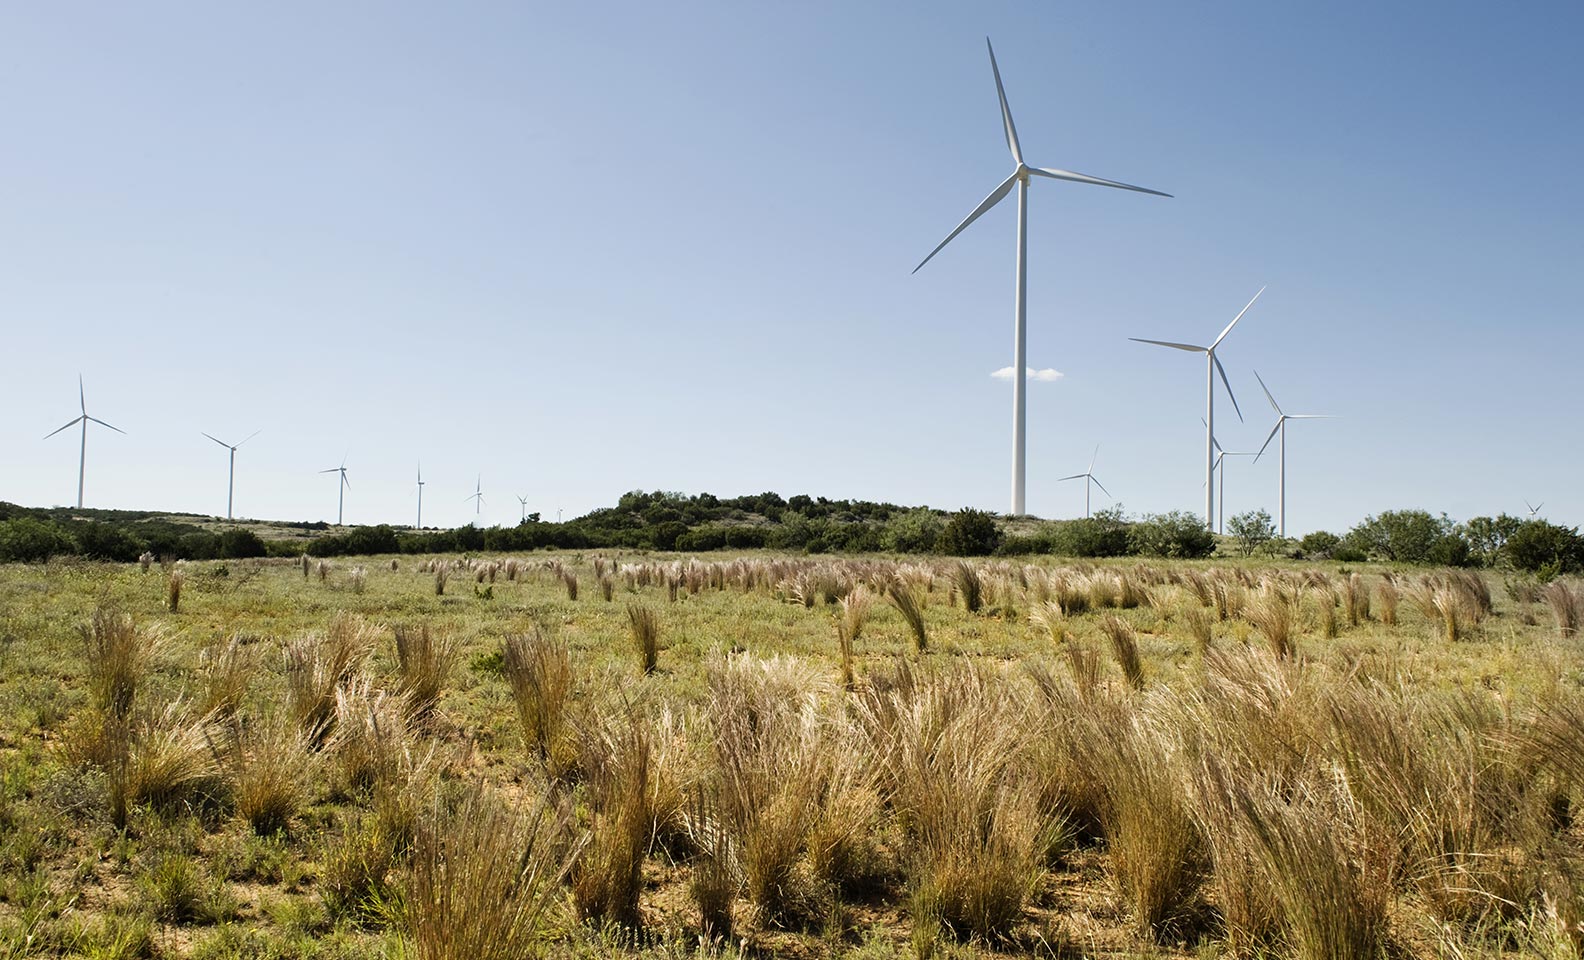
(1346, 510, 1451, 563)
(1129, 511, 1215, 559)
(1463, 514, 1524, 567)
(1228, 509, 1276, 557)
(1298, 530, 1341, 559)
(881, 509, 943, 554)
(1504, 520, 1584, 575)
(0, 517, 76, 563)
(936, 508, 1004, 557)
(1049, 506, 1130, 557)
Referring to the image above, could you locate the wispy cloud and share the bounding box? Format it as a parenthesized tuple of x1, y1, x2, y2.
(990, 366, 1064, 382)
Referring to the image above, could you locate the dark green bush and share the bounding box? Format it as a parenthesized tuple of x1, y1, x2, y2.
(1504, 520, 1584, 575)
(935, 508, 1004, 557)
(218, 529, 268, 559)
(76, 522, 142, 562)
(1048, 509, 1131, 558)
(0, 517, 77, 563)
(1128, 511, 1215, 559)
(1298, 530, 1341, 559)
(1346, 510, 1452, 563)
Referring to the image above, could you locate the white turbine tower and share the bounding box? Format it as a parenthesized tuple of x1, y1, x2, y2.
(1130, 288, 1264, 530)
(1206, 431, 1257, 535)
(44, 375, 125, 509)
(1057, 445, 1110, 518)
(518, 495, 530, 523)
(913, 38, 1171, 516)
(202, 430, 259, 521)
(319, 459, 350, 526)
(466, 475, 484, 520)
(415, 462, 426, 530)
(1252, 370, 1333, 538)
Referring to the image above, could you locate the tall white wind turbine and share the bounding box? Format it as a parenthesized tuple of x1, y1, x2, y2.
(466, 475, 484, 519)
(1252, 370, 1332, 537)
(518, 495, 530, 523)
(319, 459, 350, 526)
(44, 375, 125, 509)
(1057, 445, 1110, 518)
(1206, 430, 1257, 535)
(913, 38, 1170, 516)
(1130, 287, 1264, 530)
(416, 462, 426, 529)
(202, 430, 260, 521)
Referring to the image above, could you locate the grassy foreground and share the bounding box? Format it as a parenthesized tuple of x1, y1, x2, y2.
(1, 552, 1583, 959)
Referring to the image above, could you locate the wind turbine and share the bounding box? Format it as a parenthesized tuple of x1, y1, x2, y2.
(415, 462, 426, 529)
(1130, 287, 1264, 530)
(1524, 500, 1544, 519)
(517, 495, 530, 522)
(319, 459, 350, 526)
(913, 38, 1170, 516)
(1252, 370, 1333, 538)
(1057, 445, 1110, 518)
(465, 475, 484, 519)
(1205, 428, 1257, 535)
(202, 430, 260, 521)
(44, 375, 125, 509)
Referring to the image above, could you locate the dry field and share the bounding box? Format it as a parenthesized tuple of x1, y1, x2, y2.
(1, 552, 1583, 959)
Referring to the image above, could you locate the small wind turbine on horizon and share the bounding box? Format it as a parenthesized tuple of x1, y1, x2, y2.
(415, 462, 426, 529)
(1525, 500, 1544, 519)
(1057, 445, 1110, 518)
(1131, 287, 1265, 530)
(44, 375, 125, 509)
(1205, 428, 1257, 535)
(1252, 370, 1333, 538)
(465, 475, 484, 519)
(202, 430, 260, 521)
(518, 495, 530, 523)
(913, 38, 1170, 517)
(319, 458, 350, 526)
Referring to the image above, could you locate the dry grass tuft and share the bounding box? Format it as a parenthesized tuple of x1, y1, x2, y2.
(953, 561, 983, 614)
(393, 623, 459, 720)
(226, 715, 313, 835)
(1097, 615, 1144, 690)
(404, 784, 576, 960)
(81, 606, 163, 720)
(627, 604, 660, 674)
(1544, 581, 1582, 639)
(197, 636, 256, 718)
(167, 568, 185, 613)
(837, 585, 872, 690)
(502, 625, 575, 775)
(887, 578, 929, 653)
(1182, 606, 1214, 654)
(1246, 587, 1298, 659)
(573, 717, 653, 931)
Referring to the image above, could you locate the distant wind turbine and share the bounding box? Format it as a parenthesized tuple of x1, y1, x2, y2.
(465, 475, 484, 518)
(1057, 445, 1110, 518)
(518, 495, 530, 523)
(202, 430, 260, 521)
(415, 462, 426, 529)
(1205, 428, 1257, 535)
(319, 459, 350, 526)
(913, 38, 1171, 516)
(1524, 499, 1544, 519)
(1131, 287, 1264, 530)
(1252, 370, 1333, 538)
(44, 375, 125, 509)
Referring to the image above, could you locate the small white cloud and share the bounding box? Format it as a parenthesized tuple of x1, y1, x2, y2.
(990, 366, 1064, 382)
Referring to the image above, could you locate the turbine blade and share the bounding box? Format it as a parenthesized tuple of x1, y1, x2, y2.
(44, 416, 84, 439)
(1030, 166, 1171, 198)
(319, 468, 340, 474)
(1211, 286, 1266, 350)
(79, 374, 86, 415)
(985, 38, 1022, 166)
(1091, 476, 1112, 497)
(1088, 444, 1099, 474)
(1129, 337, 1206, 353)
(202, 432, 230, 449)
(87, 416, 125, 434)
(912, 172, 1019, 274)
(1056, 474, 1086, 482)
(1254, 419, 1282, 461)
(1252, 369, 1282, 416)
(341, 473, 351, 490)
(237, 430, 261, 448)
(1214, 354, 1242, 422)
(1286, 414, 1334, 419)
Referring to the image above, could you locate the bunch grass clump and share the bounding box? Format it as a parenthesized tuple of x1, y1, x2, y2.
(887, 578, 929, 654)
(627, 604, 660, 675)
(81, 606, 163, 719)
(393, 623, 459, 720)
(1098, 615, 1144, 691)
(953, 561, 983, 615)
(1544, 581, 1582, 639)
(502, 626, 575, 775)
(167, 568, 185, 613)
(226, 715, 313, 836)
(1246, 587, 1297, 659)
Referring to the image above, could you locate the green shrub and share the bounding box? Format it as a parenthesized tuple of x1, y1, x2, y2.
(882, 509, 944, 554)
(1346, 510, 1452, 563)
(1049, 508, 1131, 558)
(1505, 520, 1584, 575)
(218, 529, 268, 559)
(1298, 530, 1341, 559)
(1227, 509, 1275, 557)
(936, 508, 1003, 557)
(0, 517, 76, 563)
(1129, 511, 1215, 559)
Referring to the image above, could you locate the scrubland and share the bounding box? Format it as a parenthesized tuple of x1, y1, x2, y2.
(1, 552, 1582, 959)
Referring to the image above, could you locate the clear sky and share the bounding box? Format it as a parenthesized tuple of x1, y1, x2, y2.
(2, 1, 1580, 534)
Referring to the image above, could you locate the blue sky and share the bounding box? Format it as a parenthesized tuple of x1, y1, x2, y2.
(2, 1, 1580, 534)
